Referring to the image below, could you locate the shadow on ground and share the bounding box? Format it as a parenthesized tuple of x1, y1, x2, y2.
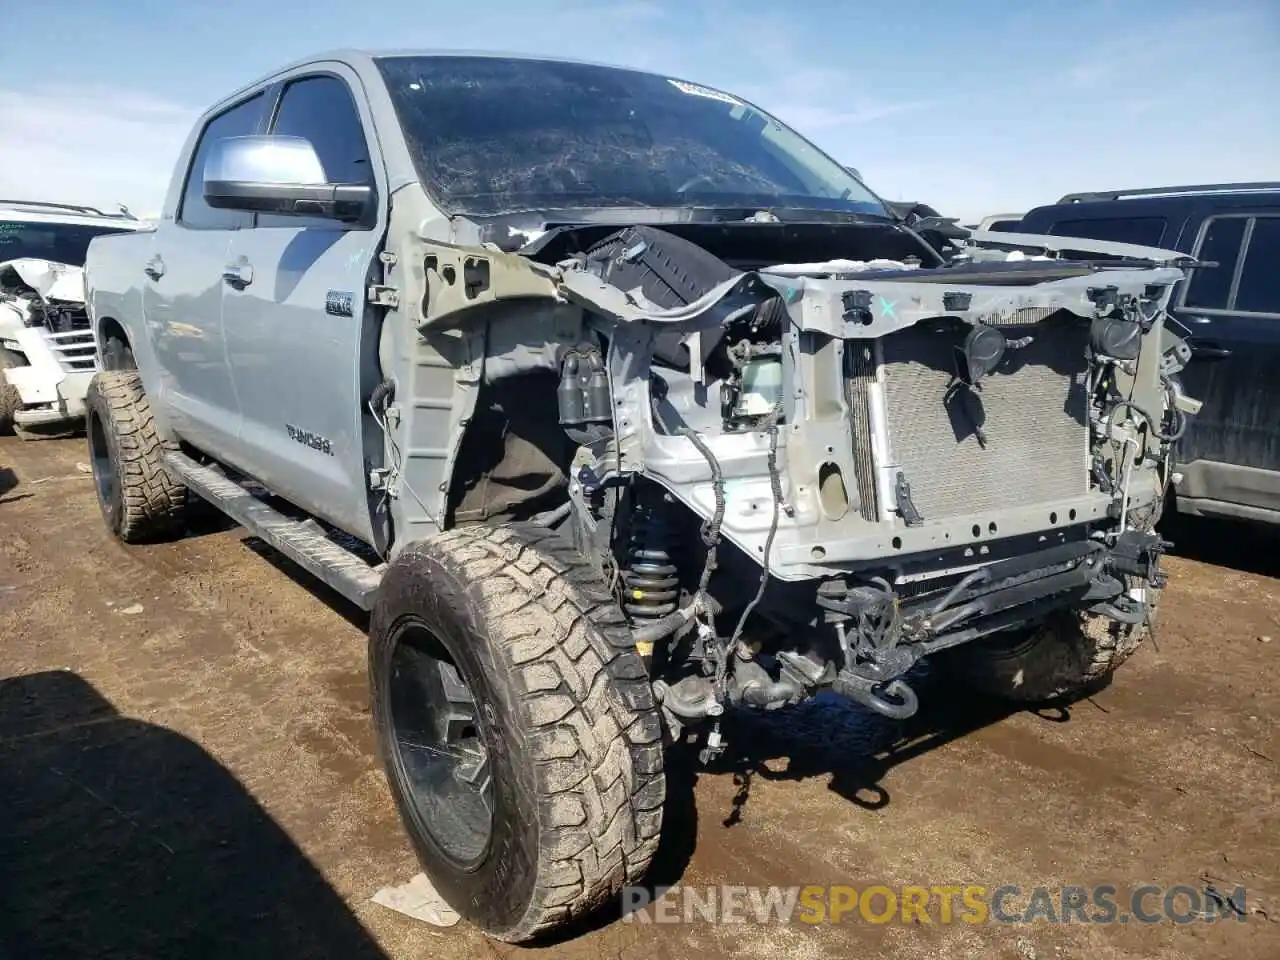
(570, 663, 1087, 942)
(0, 465, 22, 503)
(707, 663, 1081, 825)
(1160, 511, 1280, 579)
(0, 670, 388, 960)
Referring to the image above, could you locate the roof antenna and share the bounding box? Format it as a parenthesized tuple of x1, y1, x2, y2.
(117, 203, 138, 220)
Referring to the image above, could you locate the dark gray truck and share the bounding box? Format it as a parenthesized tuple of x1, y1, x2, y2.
(84, 50, 1199, 942)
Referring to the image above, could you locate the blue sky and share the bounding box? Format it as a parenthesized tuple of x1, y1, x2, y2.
(2, 0, 1275, 220)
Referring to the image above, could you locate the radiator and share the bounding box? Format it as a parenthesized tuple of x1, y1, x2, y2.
(845, 341, 880, 521)
(871, 312, 1090, 520)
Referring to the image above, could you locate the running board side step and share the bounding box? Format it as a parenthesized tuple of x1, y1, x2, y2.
(162, 451, 384, 610)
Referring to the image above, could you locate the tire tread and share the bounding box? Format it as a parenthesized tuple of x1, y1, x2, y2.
(406, 522, 664, 942)
(87, 371, 185, 542)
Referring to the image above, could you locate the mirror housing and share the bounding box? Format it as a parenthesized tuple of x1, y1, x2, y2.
(202, 135, 373, 223)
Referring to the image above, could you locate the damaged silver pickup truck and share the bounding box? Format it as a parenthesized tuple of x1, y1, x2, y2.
(83, 51, 1201, 942)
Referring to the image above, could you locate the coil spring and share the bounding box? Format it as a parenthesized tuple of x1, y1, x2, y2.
(622, 495, 679, 620)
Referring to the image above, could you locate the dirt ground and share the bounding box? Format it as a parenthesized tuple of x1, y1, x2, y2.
(1, 435, 1277, 960)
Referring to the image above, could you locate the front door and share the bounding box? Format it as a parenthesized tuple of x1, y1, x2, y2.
(1174, 210, 1280, 514)
(144, 91, 268, 460)
(221, 70, 385, 543)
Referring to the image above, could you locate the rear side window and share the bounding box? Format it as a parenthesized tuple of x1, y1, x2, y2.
(1235, 217, 1280, 314)
(0, 222, 129, 266)
(1049, 217, 1168, 247)
(178, 94, 266, 229)
(1185, 217, 1247, 309)
(258, 75, 372, 229)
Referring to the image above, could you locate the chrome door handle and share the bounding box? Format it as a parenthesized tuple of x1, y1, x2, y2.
(222, 262, 253, 287)
(143, 255, 165, 280)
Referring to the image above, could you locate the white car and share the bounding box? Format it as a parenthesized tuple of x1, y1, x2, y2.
(0, 200, 150, 438)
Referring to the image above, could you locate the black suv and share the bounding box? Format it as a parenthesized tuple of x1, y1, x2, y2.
(1015, 183, 1280, 526)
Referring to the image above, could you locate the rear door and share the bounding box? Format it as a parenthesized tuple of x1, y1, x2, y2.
(1174, 209, 1280, 511)
(144, 92, 267, 459)
(221, 68, 386, 542)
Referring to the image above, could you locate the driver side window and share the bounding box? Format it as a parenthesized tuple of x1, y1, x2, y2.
(178, 94, 266, 230)
(257, 75, 372, 229)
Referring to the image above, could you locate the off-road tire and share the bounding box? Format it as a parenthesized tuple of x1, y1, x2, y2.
(85, 371, 186, 543)
(941, 587, 1160, 702)
(0, 348, 23, 435)
(369, 522, 665, 942)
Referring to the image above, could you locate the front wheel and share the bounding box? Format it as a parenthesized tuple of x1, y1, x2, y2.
(368, 522, 665, 942)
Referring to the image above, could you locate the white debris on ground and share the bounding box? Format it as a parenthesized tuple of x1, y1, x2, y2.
(371, 873, 460, 927)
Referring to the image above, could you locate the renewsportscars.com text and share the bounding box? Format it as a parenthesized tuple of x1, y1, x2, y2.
(621, 883, 1250, 926)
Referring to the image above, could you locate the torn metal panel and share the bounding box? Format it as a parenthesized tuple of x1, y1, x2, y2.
(554, 251, 1186, 339)
(414, 239, 560, 330)
(555, 264, 770, 332)
(769, 264, 1187, 339)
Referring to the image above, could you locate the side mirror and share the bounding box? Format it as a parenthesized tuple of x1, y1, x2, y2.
(202, 135, 373, 223)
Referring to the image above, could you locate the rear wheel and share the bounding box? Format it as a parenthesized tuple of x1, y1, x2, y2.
(369, 522, 665, 942)
(85, 371, 186, 542)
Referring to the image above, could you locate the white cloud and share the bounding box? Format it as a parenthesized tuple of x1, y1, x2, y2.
(765, 98, 937, 132)
(1064, 61, 1114, 90)
(600, 0, 666, 23)
(0, 85, 197, 216)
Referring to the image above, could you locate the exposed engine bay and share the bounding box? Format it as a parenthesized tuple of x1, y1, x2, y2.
(0, 258, 91, 336)
(385, 213, 1202, 751)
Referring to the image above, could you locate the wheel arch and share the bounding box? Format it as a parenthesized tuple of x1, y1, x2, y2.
(443, 368, 574, 529)
(95, 315, 136, 370)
